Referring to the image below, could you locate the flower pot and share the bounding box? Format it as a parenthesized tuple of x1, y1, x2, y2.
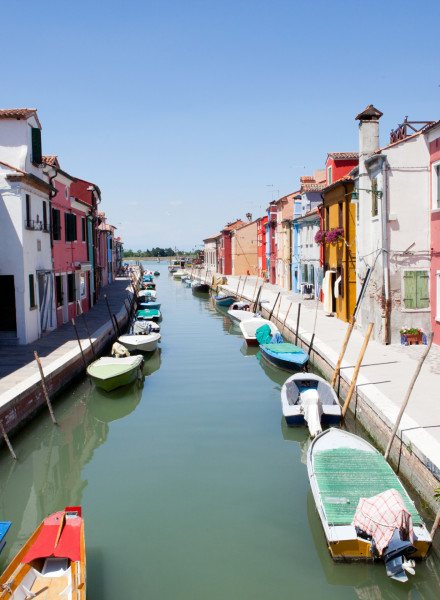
(403, 333, 423, 345)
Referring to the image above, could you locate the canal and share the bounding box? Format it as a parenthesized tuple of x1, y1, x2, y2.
(0, 261, 439, 599)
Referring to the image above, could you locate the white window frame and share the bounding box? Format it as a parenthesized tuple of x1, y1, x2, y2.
(432, 159, 440, 210)
(436, 270, 440, 322)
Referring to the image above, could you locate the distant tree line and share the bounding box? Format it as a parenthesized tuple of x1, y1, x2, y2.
(123, 248, 176, 258)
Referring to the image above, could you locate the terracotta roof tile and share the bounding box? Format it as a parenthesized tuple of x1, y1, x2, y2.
(302, 183, 326, 192)
(42, 155, 60, 168)
(327, 152, 358, 160)
(322, 175, 353, 193)
(203, 232, 222, 241)
(0, 160, 27, 175)
(0, 108, 41, 129)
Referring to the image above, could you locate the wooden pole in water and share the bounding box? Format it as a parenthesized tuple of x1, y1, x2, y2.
(33, 351, 57, 425)
(71, 318, 87, 368)
(252, 284, 262, 313)
(235, 276, 241, 297)
(281, 302, 292, 335)
(384, 332, 434, 461)
(276, 296, 282, 323)
(104, 294, 117, 334)
(331, 317, 356, 388)
(113, 314, 121, 337)
(240, 276, 247, 301)
(430, 508, 440, 539)
(76, 301, 95, 358)
(268, 292, 280, 321)
(251, 278, 259, 306)
(341, 322, 374, 419)
(0, 423, 17, 460)
(295, 303, 301, 345)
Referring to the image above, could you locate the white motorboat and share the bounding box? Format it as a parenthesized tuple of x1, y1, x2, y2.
(173, 270, 186, 280)
(227, 301, 258, 322)
(280, 372, 341, 437)
(239, 317, 280, 346)
(118, 332, 161, 353)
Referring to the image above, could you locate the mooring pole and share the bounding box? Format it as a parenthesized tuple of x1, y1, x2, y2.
(235, 276, 242, 297)
(240, 276, 248, 301)
(276, 296, 282, 323)
(251, 278, 259, 306)
(104, 294, 117, 334)
(295, 303, 302, 345)
(77, 301, 95, 358)
(281, 302, 292, 335)
(253, 284, 263, 313)
(384, 332, 434, 461)
(34, 351, 57, 425)
(71, 319, 87, 368)
(268, 292, 280, 321)
(331, 317, 356, 388)
(0, 423, 17, 460)
(113, 314, 121, 337)
(341, 322, 374, 419)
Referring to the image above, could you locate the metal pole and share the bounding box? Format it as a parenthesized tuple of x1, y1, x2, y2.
(104, 294, 117, 334)
(295, 303, 301, 345)
(34, 351, 57, 425)
(384, 332, 434, 461)
(0, 423, 17, 460)
(71, 319, 88, 368)
(341, 323, 374, 419)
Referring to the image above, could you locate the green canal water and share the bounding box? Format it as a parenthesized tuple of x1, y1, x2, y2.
(0, 262, 439, 599)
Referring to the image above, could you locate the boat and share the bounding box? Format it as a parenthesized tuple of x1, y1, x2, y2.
(260, 342, 309, 371)
(138, 299, 161, 310)
(154, 271, 160, 276)
(239, 317, 279, 346)
(136, 308, 161, 322)
(173, 270, 186, 280)
(227, 300, 257, 322)
(132, 318, 160, 333)
(138, 289, 157, 300)
(307, 428, 432, 582)
(0, 521, 11, 555)
(280, 372, 341, 437)
(118, 320, 161, 353)
(168, 265, 177, 273)
(0, 507, 86, 599)
(214, 294, 236, 306)
(192, 282, 210, 293)
(87, 355, 143, 392)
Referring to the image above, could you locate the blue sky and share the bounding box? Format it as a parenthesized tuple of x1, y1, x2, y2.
(3, 0, 439, 250)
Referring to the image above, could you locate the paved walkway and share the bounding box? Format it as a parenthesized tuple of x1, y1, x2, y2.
(195, 270, 440, 484)
(0, 277, 134, 394)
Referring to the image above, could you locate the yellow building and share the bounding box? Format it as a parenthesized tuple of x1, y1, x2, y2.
(322, 177, 356, 322)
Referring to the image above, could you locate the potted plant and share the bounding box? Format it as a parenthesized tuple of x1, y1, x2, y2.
(314, 230, 326, 244)
(326, 227, 344, 243)
(400, 327, 424, 345)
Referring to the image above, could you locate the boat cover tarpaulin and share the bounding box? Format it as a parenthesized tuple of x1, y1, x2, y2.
(352, 489, 414, 554)
(212, 276, 227, 287)
(22, 511, 82, 563)
(255, 324, 272, 345)
(261, 343, 304, 354)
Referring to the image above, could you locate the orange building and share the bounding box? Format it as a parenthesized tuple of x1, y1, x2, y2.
(231, 218, 258, 276)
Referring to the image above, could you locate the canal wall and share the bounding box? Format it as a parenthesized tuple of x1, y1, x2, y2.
(195, 270, 440, 516)
(0, 282, 135, 442)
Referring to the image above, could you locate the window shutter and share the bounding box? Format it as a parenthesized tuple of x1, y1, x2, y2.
(29, 274, 35, 308)
(72, 214, 77, 241)
(371, 178, 378, 217)
(403, 271, 416, 308)
(436, 165, 440, 209)
(31, 128, 42, 164)
(416, 271, 429, 309)
(301, 264, 307, 282)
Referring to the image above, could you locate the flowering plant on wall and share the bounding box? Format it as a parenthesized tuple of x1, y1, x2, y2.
(399, 327, 423, 335)
(326, 227, 344, 243)
(314, 230, 326, 244)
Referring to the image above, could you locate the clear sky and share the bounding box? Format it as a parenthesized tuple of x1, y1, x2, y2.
(3, 0, 439, 251)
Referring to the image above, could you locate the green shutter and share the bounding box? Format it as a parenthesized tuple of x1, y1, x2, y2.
(416, 271, 429, 309)
(68, 274, 75, 302)
(371, 178, 378, 217)
(403, 271, 416, 308)
(301, 264, 307, 282)
(31, 128, 42, 164)
(29, 274, 35, 308)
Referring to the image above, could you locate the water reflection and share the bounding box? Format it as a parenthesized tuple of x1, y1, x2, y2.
(142, 348, 162, 377)
(256, 350, 290, 388)
(88, 380, 143, 424)
(239, 341, 259, 357)
(280, 417, 311, 465)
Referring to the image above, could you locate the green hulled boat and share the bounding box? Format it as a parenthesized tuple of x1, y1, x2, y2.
(136, 308, 161, 321)
(87, 355, 144, 392)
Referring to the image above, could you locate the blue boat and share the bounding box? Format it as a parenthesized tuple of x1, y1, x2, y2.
(214, 295, 236, 306)
(260, 343, 308, 371)
(138, 300, 161, 310)
(0, 521, 11, 554)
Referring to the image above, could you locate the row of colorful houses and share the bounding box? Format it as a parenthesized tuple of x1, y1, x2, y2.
(0, 108, 123, 345)
(203, 105, 440, 346)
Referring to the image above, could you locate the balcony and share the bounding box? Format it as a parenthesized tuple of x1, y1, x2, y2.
(25, 219, 49, 232)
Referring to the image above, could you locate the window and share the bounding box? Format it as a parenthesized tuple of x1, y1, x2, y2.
(31, 128, 42, 165)
(433, 163, 440, 210)
(338, 202, 343, 228)
(42, 201, 48, 231)
(25, 194, 31, 228)
(81, 217, 86, 242)
(79, 273, 86, 298)
(67, 273, 76, 303)
(325, 206, 329, 231)
(64, 213, 77, 242)
(403, 270, 429, 310)
(52, 208, 61, 240)
(327, 166, 332, 185)
(56, 275, 63, 307)
(29, 274, 36, 308)
(436, 272, 440, 321)
(371, 178, 378, 217)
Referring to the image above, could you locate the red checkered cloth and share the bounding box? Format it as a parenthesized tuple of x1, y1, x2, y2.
(352, 488, 414, 555)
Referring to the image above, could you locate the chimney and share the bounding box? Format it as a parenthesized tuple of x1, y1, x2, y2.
(355, 105, 383, 181)
(246, 212, 252, 222)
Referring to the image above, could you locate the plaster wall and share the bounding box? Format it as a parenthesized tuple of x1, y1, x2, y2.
(427, 129, 440, 344)
(0, 116, 43, 177)
(232, 221, 258, 276)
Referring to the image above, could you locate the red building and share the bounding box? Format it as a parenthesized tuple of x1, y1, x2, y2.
(218, 220, 246, 275)
(267, 204, 277, 284)
(425, 121, 440, 344)
(325, 152, 359, 185)
(43, 157, 94, 326)
(256, 215, 268, 278)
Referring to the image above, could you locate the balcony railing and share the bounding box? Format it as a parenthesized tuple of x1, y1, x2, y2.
(25, 220, 49, 232)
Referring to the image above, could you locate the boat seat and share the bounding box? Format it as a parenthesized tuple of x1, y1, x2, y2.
(30, 576, 69, 599)
(41, 558, 69, 577)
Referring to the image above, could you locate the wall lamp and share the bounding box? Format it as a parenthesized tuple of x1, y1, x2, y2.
(351, 188, 383, 201)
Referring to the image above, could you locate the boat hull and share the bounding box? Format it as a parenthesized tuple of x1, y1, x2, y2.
(118, 333, 161, 353)
(260, 345, 308, 371)
(215, 295, 236, 306)
(87, 356, 143, 392)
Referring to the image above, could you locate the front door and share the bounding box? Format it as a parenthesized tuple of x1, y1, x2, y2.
(0, 275, 17, 333)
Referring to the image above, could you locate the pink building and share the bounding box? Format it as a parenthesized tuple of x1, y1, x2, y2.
(43, 157, 93, 326)
(425, 121, 440, 344)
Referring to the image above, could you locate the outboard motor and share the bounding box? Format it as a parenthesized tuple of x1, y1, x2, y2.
(382, 528, 416, 582)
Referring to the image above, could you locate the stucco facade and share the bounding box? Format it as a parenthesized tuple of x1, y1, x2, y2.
(231, 219, 258, 276)
(203, 232, 221, 273)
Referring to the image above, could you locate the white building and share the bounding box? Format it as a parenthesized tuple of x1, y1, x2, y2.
(353, 105, 432, 343)
(0, 109, 57, 344)
(203, 232, 221, 273)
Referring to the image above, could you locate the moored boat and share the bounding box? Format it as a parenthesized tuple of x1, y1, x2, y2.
(173, 270, 186, 280)
(0, 507, 86, 600)
(227, 300, 256, 322)
(0, 521, 11, 555)
(192, 282, 210, 293)
(87, 355, 143, 392)
(138, 299, 161, 310)
(154, 271, 160, 276)
(260, 342, 309, 371)
(117, 320, 161, 353)
(280, 372, 341, 437)
(214, 294, 236, 306)
(136, 308, 161, 322)
(239, 317, 279, 346)
(307, 428, 432, 581)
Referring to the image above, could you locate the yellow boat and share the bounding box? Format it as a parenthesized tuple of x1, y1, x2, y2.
(0, 507, 86, 599)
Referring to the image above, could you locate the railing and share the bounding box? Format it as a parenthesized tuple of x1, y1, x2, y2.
(24, 219, 49, 232)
